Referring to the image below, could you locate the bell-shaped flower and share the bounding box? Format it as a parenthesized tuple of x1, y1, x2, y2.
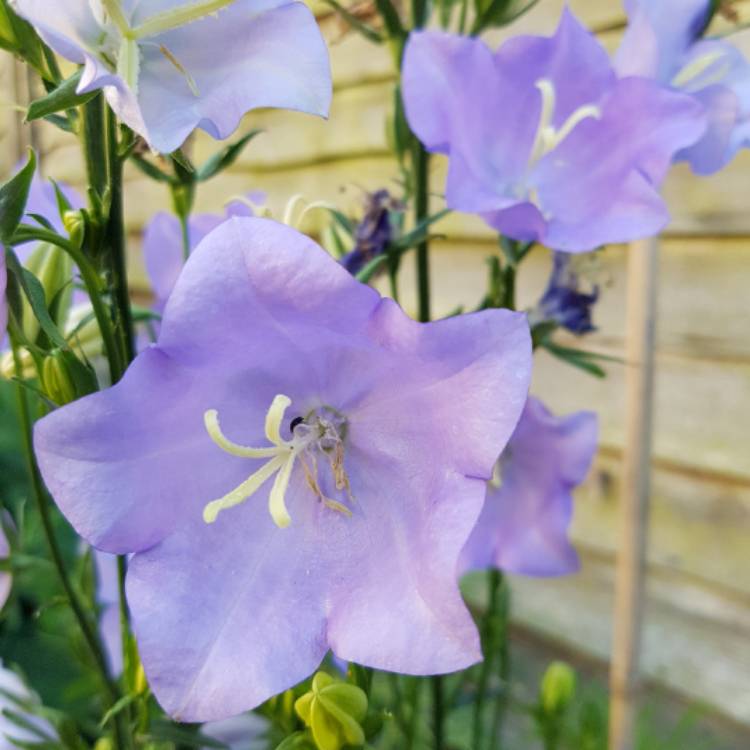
(460, 398, 597, 577)
(11, 0, 332, 153)
(401, 10, 706, 252)
(615, 0, 750, 174)
(533, 252, 599, 336)
(34, 217, 532, 721)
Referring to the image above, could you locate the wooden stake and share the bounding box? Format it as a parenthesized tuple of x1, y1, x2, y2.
(608, 237, 659, 750)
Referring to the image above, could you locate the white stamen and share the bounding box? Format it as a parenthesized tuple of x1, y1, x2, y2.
(528, 79, 602, 167)
(672, 49, 730, 92)
(202, 395, 352, 528)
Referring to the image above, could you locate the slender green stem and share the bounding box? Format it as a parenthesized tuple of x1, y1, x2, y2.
(105, 109, 135, 369)
(431, 675, 445, 750)
(178, 212, 191, 261)
(11, 344, 127, 749)
(502, 264, 516, 311)
(490, 578, 511, 747)
(405, 677, 422, 748)
(412, 141, 430, 322)
(472, 569, 502, 750)
(81, 95, 108, 199)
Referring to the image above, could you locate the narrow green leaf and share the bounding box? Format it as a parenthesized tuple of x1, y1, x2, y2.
(196, 129, 262, 182)
(319, 0, 383, 43)
(0, 150, 36, 244)
(26, 70, 96, 122)
(5, 251, 67, 349)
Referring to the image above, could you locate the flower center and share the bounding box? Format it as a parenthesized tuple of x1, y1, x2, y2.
(96, 0, 235, 95)
(528, 79, 602, 168)
(202, 394, 353, 528)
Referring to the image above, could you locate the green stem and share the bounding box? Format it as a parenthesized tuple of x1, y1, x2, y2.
(11, 344, 128, 749)
(81, 95, 108, 200)
(178, 211, 191, 261)
(472, 569, 502, 750)
(431, 675, 445, 750)
(502, 264, 516, 311)
(405, 677, 422, 748)
(490, 579, 511, 747)
(105, 108, 135, 369)
(412, 140, 430, 322)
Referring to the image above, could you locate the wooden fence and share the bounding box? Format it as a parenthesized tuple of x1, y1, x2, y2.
(0, 0, 748, 730)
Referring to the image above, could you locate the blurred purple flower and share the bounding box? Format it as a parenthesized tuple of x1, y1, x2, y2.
(0, 661, 57, 747)
(402, 10, 706, 252)
(461, 398, 597, 577)
(340, 190, 402, 276)
(616, 0, 750, 174)
(143, 195, 261, 309)
(11, 0, 332, 153)
(536, 252, 598, 335)
(34, 217, 531, 720)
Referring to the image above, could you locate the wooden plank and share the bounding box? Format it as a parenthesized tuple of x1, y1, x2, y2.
(506, 548, 750, 726)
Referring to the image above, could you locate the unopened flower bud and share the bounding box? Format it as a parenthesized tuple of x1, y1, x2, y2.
(540, 661, 576, 715)
(20, 242, 73, 342)
(295, 672, 368, 750)
(41, 349, 98, 406)
(63, 210, 86, 249)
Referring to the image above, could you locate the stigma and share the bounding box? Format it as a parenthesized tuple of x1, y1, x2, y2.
(202, 395, 352, 529)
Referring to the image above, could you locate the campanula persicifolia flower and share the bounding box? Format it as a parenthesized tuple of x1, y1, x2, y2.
(616, 0, 750, 174)
(535, 252, 599, 336)
(340, 190, 403, 276)
(34, 217, 532, 720)
(11, 0, 332, 153)
(401, 10, 706, 252)
(461, 398, 597, 577)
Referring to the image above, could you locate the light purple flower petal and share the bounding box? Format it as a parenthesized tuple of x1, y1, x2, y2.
(461, 398, 597, 577)
(402, 11, 705, 251)
(13, 0, 332, 153)
(615, 0, 711, 79)
(36, 217, 531, 719)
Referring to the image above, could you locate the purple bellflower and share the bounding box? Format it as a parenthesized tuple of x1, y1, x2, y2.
(616, 0, 750, 174)
(11, 0, 332, 153)
(401, 10, 706, 252)
(535, 252, 599, 335)
(34, 217, 532, 720)
(143, 195, 261, 310)
(461, 398, 597, 577)
(340, 190, 402, 276)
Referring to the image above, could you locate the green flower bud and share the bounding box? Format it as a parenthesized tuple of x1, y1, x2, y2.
(20, 241, 73, 343)
(540, 661, 576, 715)
(93, 739, 114, 750)
(41, 349, 98, 405)
(295, 672, 368, 750)
(63, 210, 86, 249)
